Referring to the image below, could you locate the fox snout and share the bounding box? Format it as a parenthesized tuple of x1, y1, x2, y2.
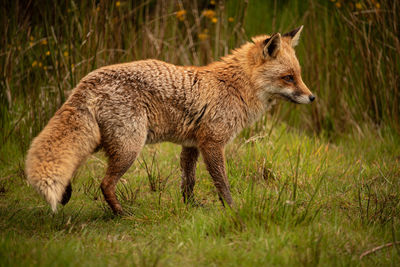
(278, 84, 315, 104)
(286, 90, 315, 104)
(292, 87, 315, 104)
(286, 77, 315, 104)
(294, 93, 316, 104)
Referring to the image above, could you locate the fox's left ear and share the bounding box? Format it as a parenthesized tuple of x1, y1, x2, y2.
(283, 25, 303, 47)
(263, 33, 281, 58)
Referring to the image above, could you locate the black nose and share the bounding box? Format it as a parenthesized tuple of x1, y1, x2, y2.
(309, 95, 315, 102)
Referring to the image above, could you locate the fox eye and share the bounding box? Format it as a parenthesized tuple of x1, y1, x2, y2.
(282, 75, 294, 83)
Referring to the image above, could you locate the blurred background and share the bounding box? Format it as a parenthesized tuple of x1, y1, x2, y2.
(0, 0, 399, 159)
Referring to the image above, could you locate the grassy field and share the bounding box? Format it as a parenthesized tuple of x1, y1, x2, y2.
(1, 124, 399, 266)
(1, 0, 400, 266)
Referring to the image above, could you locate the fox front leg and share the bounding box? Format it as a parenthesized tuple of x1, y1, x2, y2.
(180, 146, 199, 203)
(200, 143, 234, 207)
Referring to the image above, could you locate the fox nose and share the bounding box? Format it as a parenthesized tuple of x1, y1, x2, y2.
(309, 95, 315, 102)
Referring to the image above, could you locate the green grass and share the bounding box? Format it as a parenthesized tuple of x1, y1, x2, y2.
(1, 0, 399, 157)
(1, 124, 399, 266)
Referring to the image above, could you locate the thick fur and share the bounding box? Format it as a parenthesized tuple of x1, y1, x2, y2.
(26, 27, 313, 213)
(25, 102, 101, 211)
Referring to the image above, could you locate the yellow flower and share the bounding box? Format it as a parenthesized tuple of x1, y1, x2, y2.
(211, 17, 218, 23)
(335, 2, 341, 8)
(30, 36, 34, 41)
(32, 61, 38, 67)
(198, 33, 208, 41)
(202, 9, 216, 19)
(41, 39, 48, 45)
(44, 66, 48, 70)
(46, 51, 50, 56)
(64, 51, 69, 57)
(38, 62, 43, 67)
(176, 9, 186, 21)
(29, 42, 33, 47)
(210, 0, 216, 5)
(71, 64, 75, 68)
(355, 3, 362, 9)
(115, 1, 120, 7)
(96, 6, 100, 12)
(375, 3, 380, 8)
(228, 17, 234, 22)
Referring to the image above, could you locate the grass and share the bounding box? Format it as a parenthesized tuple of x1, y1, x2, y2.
(1, 0, 399, 156)
(1, 123, 399, 266)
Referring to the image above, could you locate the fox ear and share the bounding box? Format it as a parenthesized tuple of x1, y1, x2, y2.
(263, 33, 281, 58)
(283, 25, 303, 47)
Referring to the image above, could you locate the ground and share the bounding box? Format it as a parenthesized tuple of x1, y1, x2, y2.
(1, 124, 399, 266)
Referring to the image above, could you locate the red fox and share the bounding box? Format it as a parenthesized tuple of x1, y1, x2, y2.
(26, 26, 314, 214)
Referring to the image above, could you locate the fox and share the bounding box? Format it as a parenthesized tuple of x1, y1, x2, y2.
(26, 26, 314, 214)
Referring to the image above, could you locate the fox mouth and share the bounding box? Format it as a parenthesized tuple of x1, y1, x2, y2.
(276, 92, 314, 104)
(277, 93, 299, 104)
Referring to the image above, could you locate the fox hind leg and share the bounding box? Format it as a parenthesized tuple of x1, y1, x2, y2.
(100, 127, 146, 214)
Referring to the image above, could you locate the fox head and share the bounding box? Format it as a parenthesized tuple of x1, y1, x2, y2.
(250, 26, 315, 105)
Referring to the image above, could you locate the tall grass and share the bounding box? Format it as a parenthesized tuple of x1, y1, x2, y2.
(298, 0, 400, 136)
(0, 0, 399, 160)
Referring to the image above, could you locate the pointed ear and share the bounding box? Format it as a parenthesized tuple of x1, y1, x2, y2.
(263, 33, 281, 58)
(283, 25, 303, 47)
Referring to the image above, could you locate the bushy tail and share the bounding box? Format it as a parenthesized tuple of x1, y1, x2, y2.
(25, 104, 100, 212)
